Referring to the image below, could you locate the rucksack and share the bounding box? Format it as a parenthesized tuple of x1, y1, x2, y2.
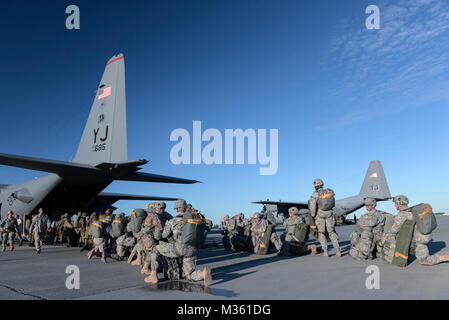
(408, 203, 437, 235)
(317, 189, 335, 211)
(181, 211, 206, 246)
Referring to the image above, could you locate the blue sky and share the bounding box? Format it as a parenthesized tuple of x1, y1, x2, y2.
(1, 0, 449, 223)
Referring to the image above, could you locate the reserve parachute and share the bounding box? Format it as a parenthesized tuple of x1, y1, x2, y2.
(391, 219, 415, 267)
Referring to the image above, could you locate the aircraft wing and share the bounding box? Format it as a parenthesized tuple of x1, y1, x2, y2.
(252, 200, 309, 210)
(0, 153, 100, 175)
(96, 192, 178, 202)
(117, 172, 200, 184)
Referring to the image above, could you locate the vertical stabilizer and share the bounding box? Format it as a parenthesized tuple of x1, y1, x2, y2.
(73, 54, 128, 165)
(359, 160, 391, 200)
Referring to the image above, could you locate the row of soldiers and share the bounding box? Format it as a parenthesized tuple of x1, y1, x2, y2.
(221, 178, 449, 267)
(85, 200, 213, 286)
(350, 195, 449, 266)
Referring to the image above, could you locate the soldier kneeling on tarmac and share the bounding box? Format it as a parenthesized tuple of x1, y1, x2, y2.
(151, 199, 212, 286)
(251, 213, 282, 254)
(381, 195, 449, 267)
(279, 207, 317, 256)
(349, 198, 386, 261)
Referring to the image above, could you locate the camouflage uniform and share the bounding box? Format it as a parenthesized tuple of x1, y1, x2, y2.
(309, 179, 340, 255)
(30, 212, 51, 252)
(1, 213, 19, 251)
(88, 216, 113, 263)
(155, 199, 210, 284)
(384, 195, 443, 266)
(56, 213, 74, 246)
(140, 211, 163, 274)
(251, 214, 281, 253)
(349, 198, 385, 261)
(280, 208, 307, 255)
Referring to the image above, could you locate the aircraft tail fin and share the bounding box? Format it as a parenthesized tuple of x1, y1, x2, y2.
(73, 54, 128, 165)
(359, 160, 391, 200)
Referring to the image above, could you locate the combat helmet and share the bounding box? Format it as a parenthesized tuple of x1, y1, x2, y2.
(393, 195, 409, 206)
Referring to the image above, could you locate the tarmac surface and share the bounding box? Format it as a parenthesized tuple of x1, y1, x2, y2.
(1, 217, 449, 300)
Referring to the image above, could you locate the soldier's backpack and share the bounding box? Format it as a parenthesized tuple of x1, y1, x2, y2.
(317, 189, 335, 211)
(392, 219, 416, 267)
(91, 221, 105, 238)
(111, 218, 125, 238)
(408, 203, 437, 235)
(382, 212, 395, 235)
(289, 223, 309, 256)
(255, 224, 273, 255)
(181, 211, 206, 247)
(127, 209, 147, 234)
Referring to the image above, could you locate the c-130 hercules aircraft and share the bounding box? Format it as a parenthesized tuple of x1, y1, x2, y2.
(0, 54, 198, 220)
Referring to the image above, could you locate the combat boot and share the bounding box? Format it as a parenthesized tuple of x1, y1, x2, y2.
(323, 249, 329, 257)
(202, 266, 212, 287)
(144, 270, 158, 284)
(101, 253, 106, 263)
(36, 248, 41, 254)
(439, 251, 449, 262)
(10, 245, 14, 251)
(131, 253, 142, 266)
(336, 248, 341, 257)
(141, 262, 151, 275)
(2, 246, 5, 252)
(87, 249, 95, 259)
(308, 244, 317, 256)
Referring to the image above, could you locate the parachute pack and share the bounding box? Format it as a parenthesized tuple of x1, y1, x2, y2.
(127, 209, 147, 234)
(91, 221, 105, 238)
(317, 188, 335, 211)
(255, 224, 273, 255)
(181, 211, 207, 247)
(111, 218, 125, 238)
(392, 219, 415, 267)
(408, 203, 437, 235)
(289, 223, 309, 256)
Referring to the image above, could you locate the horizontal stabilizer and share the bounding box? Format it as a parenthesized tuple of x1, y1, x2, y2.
(118, 172, 200, 184)
(252, 200, 308, 210)
(97, 192, 178, 202)
(0, 153, 100, 176)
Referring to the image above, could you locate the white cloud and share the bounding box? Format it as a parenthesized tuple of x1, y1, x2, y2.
(318, 0, 449, 130)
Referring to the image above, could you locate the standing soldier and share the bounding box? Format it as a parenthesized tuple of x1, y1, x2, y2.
(349, 198, 385, 261)
(153, 199, 212, 286)
(154, 201, 173, 227)
(309, 179, 341, 257)
(30, 208, 51, 254)
(1, 211, 20, 252)
(383, 195, 449, 266)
